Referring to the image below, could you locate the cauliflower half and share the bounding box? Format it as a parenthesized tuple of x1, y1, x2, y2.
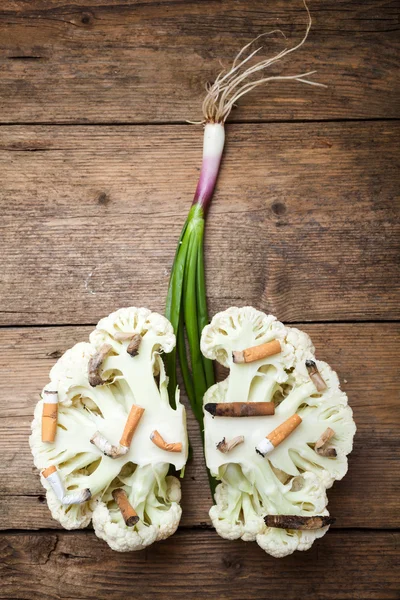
(201, 306, 356, 558)
(30, 307, 188, 551)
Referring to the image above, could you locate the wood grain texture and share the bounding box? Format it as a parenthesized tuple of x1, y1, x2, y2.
(1, 530, 399, 600)
(1, 323, 398, 530)
(1, 122, 399, 325)
(0, 1, 399, 123)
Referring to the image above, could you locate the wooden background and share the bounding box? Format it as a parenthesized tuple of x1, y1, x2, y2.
(0, 1, 399, 598)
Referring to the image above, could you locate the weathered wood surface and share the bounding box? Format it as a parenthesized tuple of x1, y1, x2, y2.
(0, 1, 399, 123)
(1, 121, 399, 325)
(1, 322, 398, 530)
(0, 0, 399, 597)
(1, 530, 399, 600)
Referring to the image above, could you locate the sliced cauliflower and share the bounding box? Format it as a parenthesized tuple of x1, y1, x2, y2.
(30, 307, 188, 551)
(201, 307, 356, 558)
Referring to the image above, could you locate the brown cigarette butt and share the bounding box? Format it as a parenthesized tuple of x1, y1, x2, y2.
(315, 427, 337, 457)
(112, 488, 139, 527)
(119, 405, 145, 448)
(42, 465, 57, 478)
(42, 403, 58, 443)
(305, 360, 327, 392)
(217, 436, 245, 453)
(88, 344, 112, 387)
(150, 430, 182, 453)
(233, 340, 281, 364)
(265, 515, 336, 530)
(114, 332, 138, 341)
(205, 402, 275, 417)
(127, 334, 142, 357)
(256, 414, 302, 456)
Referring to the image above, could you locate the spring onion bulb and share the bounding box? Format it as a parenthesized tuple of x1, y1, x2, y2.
(165, 0, 324, 494)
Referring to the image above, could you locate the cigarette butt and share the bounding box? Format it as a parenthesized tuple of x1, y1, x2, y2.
(205, 402, 275, 417)
(265, 515, 336, 530)
(119, 405, 145, 448)
(42, 465, 57, 478)
(114, 332, 137, 341)
(112, 488, 139, 526)
(90, 431, 129, 458)
(315, 427, 337, 457)
(233, 340, 281, 364)
(256, 414, 302, 456)
(127, 334, 142, 357)
(42, 465, 91, 504)
(42, 393, 58, 443)
(62, 489, 91, 505)
(217, 436, 245, 453)
(305, 360, 327, 392)
(150, 430, 182, 453)
(88, 343, 112, 387)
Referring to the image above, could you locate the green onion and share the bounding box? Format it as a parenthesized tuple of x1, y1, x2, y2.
(165, 0, 323, 496)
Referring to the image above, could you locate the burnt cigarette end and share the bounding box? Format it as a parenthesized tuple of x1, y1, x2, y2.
(125, 514, 140, 527)
(305, 359, 327, 391)
(232, 350, 245, 364)
(127, 334, 142, 357)
(255, 447, 265, 457)
(264, 515, 336, 530)
(217, 436, 244, 453)
(88, 344, 112, 387)
(316, 446, 337, 457)
(204, 403, 217, 416)
(82, 489, 92, 502)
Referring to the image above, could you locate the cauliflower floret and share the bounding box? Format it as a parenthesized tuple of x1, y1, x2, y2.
(30, 307, 187, 551)
(92, 502, 158, 552)
(201, 306, 356, 558)
(92, 464, 182, 551)
(257, 522, 329, 558)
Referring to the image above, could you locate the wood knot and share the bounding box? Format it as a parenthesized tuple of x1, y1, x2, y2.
(271, 201, 287, 216)
(222, 556, 242, 572)
(97, 192, 110, 205)
(81, 12, 93, 25)
(46, 350, 62, 359)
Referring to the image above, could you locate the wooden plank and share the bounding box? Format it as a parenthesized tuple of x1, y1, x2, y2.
(0, 1, 399, 123)
(1, 530, 399, 600)
(0, 323, 398, 530)
(0, 122, 399, 325)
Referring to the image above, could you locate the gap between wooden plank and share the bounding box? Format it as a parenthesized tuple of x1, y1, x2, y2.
(0, 117, 399, 127)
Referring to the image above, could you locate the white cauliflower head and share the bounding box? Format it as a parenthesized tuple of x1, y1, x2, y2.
(30, 307, 188, 550)
(201, 307, 356, 558)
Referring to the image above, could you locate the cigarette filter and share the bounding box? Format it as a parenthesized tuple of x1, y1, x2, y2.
(232, 340, 281, 364)
(112, 488, 139, 527)
(119, 405, 145, 447)
(150, 430, 182, 453)
(256, 414, 302, 456)
(41, 390, 58, 443)
(42, 465, 91, 505)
